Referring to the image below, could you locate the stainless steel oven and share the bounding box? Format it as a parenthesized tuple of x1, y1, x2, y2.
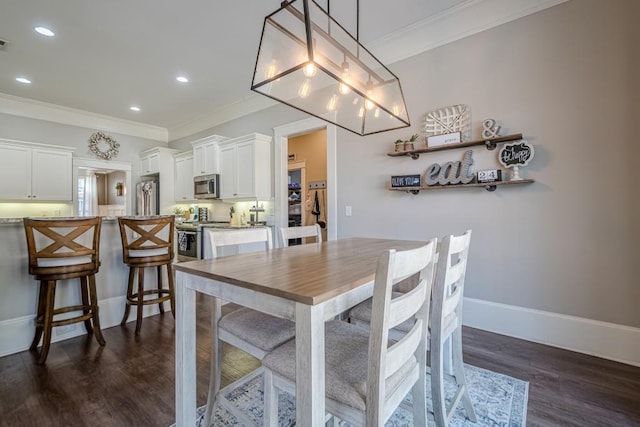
(176, 227, 198, 262)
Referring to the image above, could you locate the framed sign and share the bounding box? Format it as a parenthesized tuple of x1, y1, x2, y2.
(426, 131, 461, 148)
(391, 174, 421, 188)
(499, 141, 534, 167)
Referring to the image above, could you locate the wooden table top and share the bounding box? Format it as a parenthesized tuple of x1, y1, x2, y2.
(174, 237, 427, 305)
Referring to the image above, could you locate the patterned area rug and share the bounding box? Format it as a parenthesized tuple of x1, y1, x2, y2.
(181, 365, 528, 426)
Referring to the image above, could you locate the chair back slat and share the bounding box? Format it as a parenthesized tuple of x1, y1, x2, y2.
(279, 224, 322, 247)
(23, 217, 102, 277)
(208, 228, 273, 258)
(118, 216, 174, 264)
(432, 230, 472, 335)
(365, 238, 437, 422)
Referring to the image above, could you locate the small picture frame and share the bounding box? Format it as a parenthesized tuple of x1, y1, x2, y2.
(391, 174, 421, 188)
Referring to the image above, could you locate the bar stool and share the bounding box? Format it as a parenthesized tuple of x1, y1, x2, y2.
(118, 215, 175, 335)
(23, 217, 105, 364)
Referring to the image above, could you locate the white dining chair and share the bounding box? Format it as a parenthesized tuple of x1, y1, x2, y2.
(278, 223, 322, 247)
(262, 238, 438, 426)
(348, 230, 477, 426)
(203, 227, 296, 427)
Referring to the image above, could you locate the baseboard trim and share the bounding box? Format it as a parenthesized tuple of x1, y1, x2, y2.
(463, 297, 640, 367)
(0, 295, 169, 358)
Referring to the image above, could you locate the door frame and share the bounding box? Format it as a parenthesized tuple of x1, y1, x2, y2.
(273, 118, 337, 246)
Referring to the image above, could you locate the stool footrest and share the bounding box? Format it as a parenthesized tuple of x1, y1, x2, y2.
(126, 289, 172, 306)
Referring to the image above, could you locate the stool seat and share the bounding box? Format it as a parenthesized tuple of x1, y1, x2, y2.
(23, 217, 105, 364)
(118, 215, 175, 335)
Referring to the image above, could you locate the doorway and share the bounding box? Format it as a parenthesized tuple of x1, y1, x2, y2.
(274, 118, 337, 247)
(73, 158, 132, 217)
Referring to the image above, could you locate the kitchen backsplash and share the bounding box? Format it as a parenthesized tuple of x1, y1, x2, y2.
(0, 202, 73, 218)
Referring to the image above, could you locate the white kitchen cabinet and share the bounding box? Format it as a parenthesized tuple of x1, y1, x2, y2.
(218, 133, 272, 201)
(174, 152, 194, 202)
(0, 140, 73, 201)
(191, 134, 228, 176)
(139, 151, 160, 175)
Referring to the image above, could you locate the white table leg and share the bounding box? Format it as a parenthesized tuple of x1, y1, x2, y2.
(175, 271, 197, 427)
(295, 303, 325, 427)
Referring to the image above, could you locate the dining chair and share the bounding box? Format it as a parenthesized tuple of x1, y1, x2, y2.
(278, 223, 322, 247)
(117, 215, 175, 335)
(203, 227, 296, 427)
(347, 230, 476, 426)
(23, 217, 105, 364)
(262, 238, 438, 426)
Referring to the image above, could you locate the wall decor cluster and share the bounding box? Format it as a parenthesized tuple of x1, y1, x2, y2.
(387, 119, 536, 193)
(88, 131, 120, 160)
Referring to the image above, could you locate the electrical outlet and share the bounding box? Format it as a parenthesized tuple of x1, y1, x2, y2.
(346, 206, 352, 217)
(55, 324, 77, 335)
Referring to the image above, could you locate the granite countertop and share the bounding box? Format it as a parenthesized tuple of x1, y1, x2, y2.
(0, 216, 120, 225)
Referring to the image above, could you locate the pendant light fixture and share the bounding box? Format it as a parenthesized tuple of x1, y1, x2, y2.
(251, 0, 410, 136)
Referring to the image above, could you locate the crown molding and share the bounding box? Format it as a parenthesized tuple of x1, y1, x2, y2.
(368, 0, 569, 64)
(168, 95, 277, 141)
(0, 93, 168, 142)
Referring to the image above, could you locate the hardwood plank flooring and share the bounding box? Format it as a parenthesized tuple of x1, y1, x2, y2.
(1, 294, 639, 426)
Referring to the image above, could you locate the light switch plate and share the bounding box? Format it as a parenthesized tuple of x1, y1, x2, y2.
(345, 206, 352, 216)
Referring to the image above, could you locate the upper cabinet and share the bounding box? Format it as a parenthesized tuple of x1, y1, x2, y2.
(0, 140, 73, 201)
(138, 146, 179, 214)
(218, 133, 272, 201)
(174, 151, 194, 202)
(191, 135, 229, 177)
(140, 150, 160, 175)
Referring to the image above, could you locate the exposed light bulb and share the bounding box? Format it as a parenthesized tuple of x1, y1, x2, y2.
(339, 61, 350, 95)
(326, 94, 338, 111)
(392, 104, 400, 116)
(303, 62, 317, 78)
(352, 97, 359, 105)
(365, 80, 375, 110)
(358, 107, 365, 118)
(298, 80, 311, 98)
(266, 61, 277, 79)
(365, 98, 375, 111)
(374, 108, 380, 118)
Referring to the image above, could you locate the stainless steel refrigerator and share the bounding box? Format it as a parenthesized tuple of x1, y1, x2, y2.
(136, 180, 159, 216)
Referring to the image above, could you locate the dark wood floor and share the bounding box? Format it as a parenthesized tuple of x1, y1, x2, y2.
(1, 294, 639, 426)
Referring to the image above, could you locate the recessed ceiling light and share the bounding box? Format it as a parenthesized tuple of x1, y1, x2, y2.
(130, 106, 141, 112)
(176, 76, 189, 83)
(34, 26, 55, 37)
(16, 77, 31, 84)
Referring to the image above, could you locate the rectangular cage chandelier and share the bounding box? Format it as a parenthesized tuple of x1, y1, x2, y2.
(251, 0, 410, 136)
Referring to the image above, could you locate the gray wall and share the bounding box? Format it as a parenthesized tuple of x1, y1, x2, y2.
(169, 0, 639, 328)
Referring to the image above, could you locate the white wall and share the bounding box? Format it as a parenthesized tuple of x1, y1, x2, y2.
(170, 0, 639, 331)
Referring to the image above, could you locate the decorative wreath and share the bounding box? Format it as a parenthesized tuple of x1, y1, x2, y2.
(88, 131, 120, 160)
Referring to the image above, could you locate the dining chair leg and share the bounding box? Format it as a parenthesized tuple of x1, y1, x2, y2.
(263, 369, 278, 426)
(121, 267, 135, 326)
(167, 262, 175, 317)
(157, 265, 165, 314)
(413, 344, 428, 426)
(203, 297, 223, 427)
(29, 281, 47, 351)
(135, 267, 144, 335)
(88, 274, 106, 346)
(452, 325, 476, 422)
(37, 281, 56, 365)
(80, 276, 94, 334)
(431, 336, 448, 427)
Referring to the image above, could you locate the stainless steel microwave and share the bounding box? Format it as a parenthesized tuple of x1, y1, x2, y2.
(194, 174, 219, 199)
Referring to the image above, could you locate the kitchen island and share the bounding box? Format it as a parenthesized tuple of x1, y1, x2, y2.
(0, 217, 170, 357)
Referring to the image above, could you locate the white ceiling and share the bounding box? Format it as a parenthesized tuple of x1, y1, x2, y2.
(0, 0, 565, 140)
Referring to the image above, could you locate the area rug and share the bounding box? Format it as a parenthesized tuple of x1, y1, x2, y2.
(181, 364, 528, 426)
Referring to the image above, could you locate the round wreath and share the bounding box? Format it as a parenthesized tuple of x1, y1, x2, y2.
(88, 131, 120, 160)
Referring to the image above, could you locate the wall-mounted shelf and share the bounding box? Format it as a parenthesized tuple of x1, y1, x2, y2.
(389, 179, 534, 193)
(387, 133, 523, 160)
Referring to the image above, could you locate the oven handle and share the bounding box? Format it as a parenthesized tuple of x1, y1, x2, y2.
(178, 230, 197, 236)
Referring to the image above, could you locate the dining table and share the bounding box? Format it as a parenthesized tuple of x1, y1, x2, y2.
(174, 237, 427, 427)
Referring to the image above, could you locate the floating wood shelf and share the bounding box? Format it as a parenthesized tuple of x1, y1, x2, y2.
(388, 179, 535, 193)
(387, 133, 523, 160)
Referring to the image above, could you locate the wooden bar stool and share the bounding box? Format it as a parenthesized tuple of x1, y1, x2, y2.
(23, 217, 105, 364)
(118, 215, 175, 335)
